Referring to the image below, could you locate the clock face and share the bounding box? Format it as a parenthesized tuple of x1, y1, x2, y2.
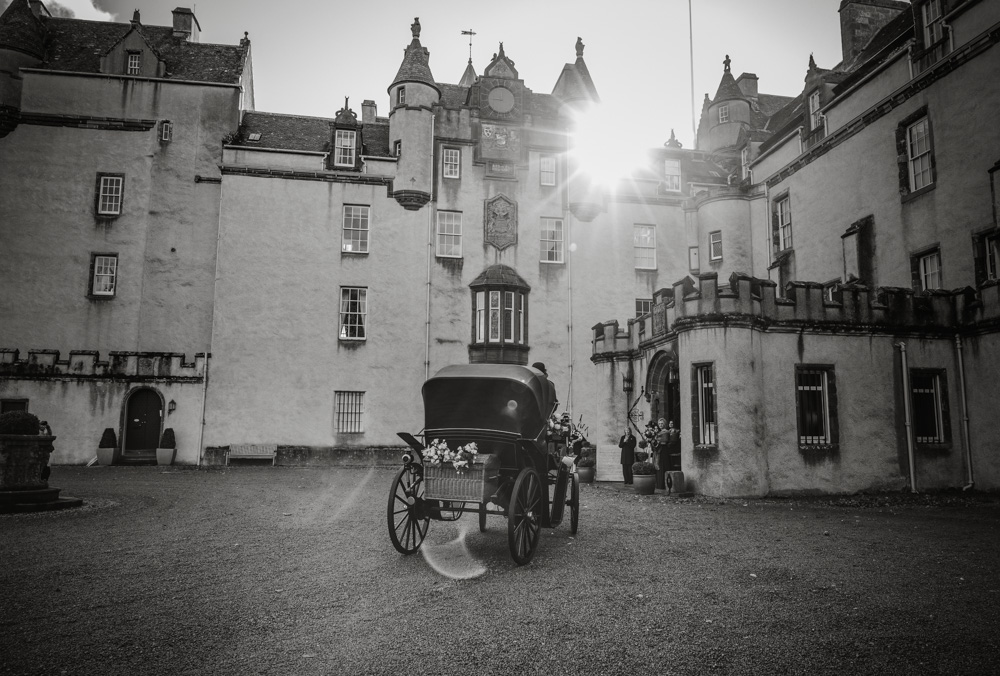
(488, 87, 515, 114)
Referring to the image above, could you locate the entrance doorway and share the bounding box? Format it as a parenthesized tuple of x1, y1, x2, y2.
(647, 350, 681, 471)
(123, 388, 162, 456)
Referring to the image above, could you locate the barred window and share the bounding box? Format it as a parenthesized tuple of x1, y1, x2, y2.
(97, 174, 123, 216)
(443, 148, 460, 178)
(342, 205, 370, 254)
(339, 287, 367, 340)
(796, 367, 837, 446)
(90, 254, 118, 297)
(634, 224, 656, 270)
(540, 218, 564, 263)
(334, 391, 364, 433)
(334, 129, 356, 167)
(540, 156, 556, 186)
(693, 363, 717, 445)
(436, 211, 462, 257)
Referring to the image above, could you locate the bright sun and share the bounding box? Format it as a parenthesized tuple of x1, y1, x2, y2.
(568, 104, 651, 187)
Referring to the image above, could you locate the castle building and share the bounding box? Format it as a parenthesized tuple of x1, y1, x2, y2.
(1, 0, 997, 496)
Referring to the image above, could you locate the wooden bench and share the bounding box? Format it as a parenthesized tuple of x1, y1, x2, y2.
(226, 443, 277, 466)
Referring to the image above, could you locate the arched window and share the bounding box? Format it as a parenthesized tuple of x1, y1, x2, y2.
(469, 264, 530, 365)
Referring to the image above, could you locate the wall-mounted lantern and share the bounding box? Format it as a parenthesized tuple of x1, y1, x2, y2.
(168, 399, 177, 415)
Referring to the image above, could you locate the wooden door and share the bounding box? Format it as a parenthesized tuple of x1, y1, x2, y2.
(124, 389, 161, 453)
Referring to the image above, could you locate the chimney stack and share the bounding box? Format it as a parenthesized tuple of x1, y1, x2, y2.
(838, 0, 909, 67)
(27, 0, 51, 18)
(361, 100, 377, 125)
(172, 7, 201, 43)
(736, 72, 758, 102)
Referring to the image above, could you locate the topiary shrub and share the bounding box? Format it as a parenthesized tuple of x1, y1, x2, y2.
(632, 460, 656, 475)
(0, 410, 40, 435)
(99, 428, 118, 448)
(158, 428, 176, 449)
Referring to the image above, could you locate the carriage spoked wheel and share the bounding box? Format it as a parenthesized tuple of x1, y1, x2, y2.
(568, 472, 580, 535)
(387, 465, 429, 554)
(479, 502, 488, 532)
(508, 467, 542, 565)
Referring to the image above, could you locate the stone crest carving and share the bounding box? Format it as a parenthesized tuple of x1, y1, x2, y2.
(652, 301, 666, 336)
(481, 124, 520, 153)
(484, 194, 518, 251)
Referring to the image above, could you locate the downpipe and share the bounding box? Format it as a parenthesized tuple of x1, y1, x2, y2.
(896, 342, 918, 493)
(955, 335, 974, 490)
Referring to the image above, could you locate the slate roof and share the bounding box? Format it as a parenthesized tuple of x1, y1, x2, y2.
(712, 70, 745, 103)
(471, 264, 530, 289)
(0, 5, 248, 85)
(390, 38, 438, 92)
(438, 83, 469, 108)
(236, 111, 393, 158)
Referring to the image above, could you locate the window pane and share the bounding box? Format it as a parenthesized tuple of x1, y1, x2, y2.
(335, 391, 365, 433)
(908, 119, 932, 191)
(339, 287, 367, 339)
(540, 156, 556, 185)
(436, 211, 462, 257)
(634, 225, 656, 269)
(99, 176, 123, 215)
(796, 369, 830, 444)
(697, 365, 716, 445)
(664, 159, 681, 191)
(920, 251, 941, 290)
(335, 130, 356, 166)
(93, 255, 117, 295)
(635, 299, 652, 318)
(710, 232, 723, 260)
(911, 372, 941, 442)
(476, 291, 485, 342)
(504, 292, 514, 342)
(489, 291, 501, 342)
(443, 148, 460, 178)
(342, 206, 370, 253)
(540, 218, 564, 263)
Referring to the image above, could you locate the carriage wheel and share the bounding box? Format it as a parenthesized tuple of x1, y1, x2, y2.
(479, 502, 488, 532)
(387, 465, 429, 554)
(508, 467, 542, 565)
(548, 467, 567, 528)
(568, 473, 580, 535)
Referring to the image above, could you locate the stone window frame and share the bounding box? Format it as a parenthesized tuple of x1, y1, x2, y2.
(95, 172, 125, 217)
(88, 252, 118, 299)
(794, 364, 839, 451)
(436, 210, 463, 258)
(442, 147, 461, 179)
(691, 362, 718, 447)
(896, 106, 936, 202)
(473, 289, 527, 346)
(972, 226, 999, 285)
(396, 86, 406, 107)
(909, 368, 951, 450)
(341, 205, 370, 255)
(338, 286, 368, 341)
(334, 129, 357, 167)
(910, 243, 942, 291)
(772, 192, 793, 254)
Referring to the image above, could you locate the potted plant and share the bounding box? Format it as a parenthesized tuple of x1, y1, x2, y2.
(156, 428, 176, 466)
(0, 410, 55, 491)
(576, 445, 597, 483)
(96, 428, 118, 466)
(631, 450, 657, 495)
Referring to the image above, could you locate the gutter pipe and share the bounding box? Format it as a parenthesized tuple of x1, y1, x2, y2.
(955, 335, 974, 490)
(896, 342, 918, 493)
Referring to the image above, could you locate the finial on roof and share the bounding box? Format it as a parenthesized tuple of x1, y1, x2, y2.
(498, 42, 505, 57)
(576, 37, 584, 58)
(724, 54, 731, 73)
(240, 31, 250, 47)
(808, 53, 816, 70)
(665, 129, 683, 148)
(131, 8, 140, 24)
(411, 17, 420, 39)
(344, 96, 349, 109)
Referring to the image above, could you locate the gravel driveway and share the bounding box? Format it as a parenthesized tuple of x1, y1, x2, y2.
(2, 466, 999, 676)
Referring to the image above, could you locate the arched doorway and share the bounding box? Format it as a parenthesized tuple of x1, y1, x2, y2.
(646, 349, 681, 471)
(123, 388, 163, 457)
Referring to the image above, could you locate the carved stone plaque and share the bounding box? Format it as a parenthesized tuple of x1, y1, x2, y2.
(484, 194, 518, 251)
(481, 124, 520, 157)
(652, 301, 666, 336)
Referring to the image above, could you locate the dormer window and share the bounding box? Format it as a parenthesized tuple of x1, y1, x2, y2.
(335, 130, 356, 167)
(663, 159, 681, 192)
(718, 105, 730, 123)
(808, 90, 822, 130)
(922, 0, 944, 49)
(247, 132, 261, 142)
(126, 51, 141, 76)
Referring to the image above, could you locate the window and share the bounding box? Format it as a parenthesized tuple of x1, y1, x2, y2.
(915, 249, 942, 290)
(334, 391, 365, 433)
(473, 290, 527, 345)
(709, 231, 723, 261)
(987, 233, 999, 281)
(540, 218, 564, 263)
(808, 90, 822, 130)
(907, 118, 933, 192)
(96, 174, 123, 216)
(443, 148, 461, 179)
(634, 224, 656, 270)
(90, 254, 118, 297)
(339, 287, 367, 340)
(920, 0, 945, 63)
(397, 86, 406, 106)
(718, 104, 729, 123)
(436, 211, 462, 258)
(775, 195, 792, 252)
(693, 363, 717, 446)
(393, 140, 402, 157)
(540, 156, 556, 186)
(795, 367, 838, 446)
(635, 298, 652, 318)
(160, 121, 172, 144)
(740, 147, 750, 180)
(911, 369, 949, 444)
(342, 205, 370, 254)
(0, 399, 29, 414)
(247, 132, 261, 142)
(334, 129, 356, 167)
(126, 52, 141, 75)
(663, 159, 681, 192)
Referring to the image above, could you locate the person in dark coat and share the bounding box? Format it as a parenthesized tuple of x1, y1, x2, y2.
(666, 420, 681, 472)
(654, 418, 669, 490)
(618, 427, 636, 484)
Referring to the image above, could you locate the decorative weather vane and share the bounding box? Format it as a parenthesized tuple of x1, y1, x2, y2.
(461, 28, 476, 63)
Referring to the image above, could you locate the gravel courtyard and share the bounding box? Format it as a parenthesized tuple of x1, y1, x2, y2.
(2, 466, 999, 676)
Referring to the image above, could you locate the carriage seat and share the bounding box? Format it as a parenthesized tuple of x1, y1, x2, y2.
(226, 443, 277, 466)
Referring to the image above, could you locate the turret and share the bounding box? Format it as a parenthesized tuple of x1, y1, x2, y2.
(0, 0, 47, 137)
(387, 17, 440, 211)
(704, 55, 751, 154)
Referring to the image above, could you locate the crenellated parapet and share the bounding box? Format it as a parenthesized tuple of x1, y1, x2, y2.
(0, 349, 209, 380)
(593, 272, 1000, 359)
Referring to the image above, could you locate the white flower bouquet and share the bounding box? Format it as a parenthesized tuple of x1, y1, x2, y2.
(422, 439, 479, 473)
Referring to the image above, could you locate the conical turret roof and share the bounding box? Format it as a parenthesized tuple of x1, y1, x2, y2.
(389, 17, 439, 95)
(551, 37, 600, 104)
(458, 60, 477, 88)
(0, 0, 47, 59)
(712, 54, 745, 104)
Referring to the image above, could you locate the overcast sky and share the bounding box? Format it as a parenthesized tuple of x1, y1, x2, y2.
(7, 0, 850, 149)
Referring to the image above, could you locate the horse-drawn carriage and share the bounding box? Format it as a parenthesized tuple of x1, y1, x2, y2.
(387, 364, 580, 565)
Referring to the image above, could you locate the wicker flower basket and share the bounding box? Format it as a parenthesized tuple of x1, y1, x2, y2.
(424, 453, 499, 502)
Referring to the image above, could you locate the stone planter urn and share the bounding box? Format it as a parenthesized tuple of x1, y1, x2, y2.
(0, 434, 56, 491)
(577, 465, 595, 483)
(156, 428, 176, 466)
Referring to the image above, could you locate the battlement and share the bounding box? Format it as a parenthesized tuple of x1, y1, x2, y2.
(0, 349, 209, 380)
(593, 272, 1000, 358)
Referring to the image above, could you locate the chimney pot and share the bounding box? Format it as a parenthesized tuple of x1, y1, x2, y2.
(362, 100, 377, 124)
(172, 7, 201, 43)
